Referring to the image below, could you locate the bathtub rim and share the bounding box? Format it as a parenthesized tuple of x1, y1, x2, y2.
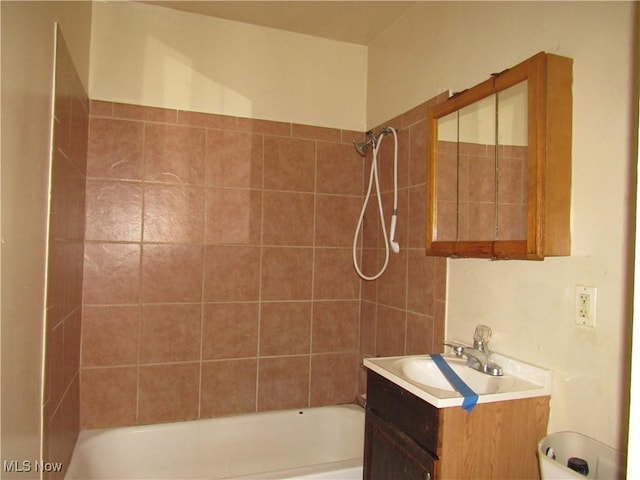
(66, 403, 365, 480)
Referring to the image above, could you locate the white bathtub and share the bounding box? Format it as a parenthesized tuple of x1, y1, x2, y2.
(65, 404, 364, 480)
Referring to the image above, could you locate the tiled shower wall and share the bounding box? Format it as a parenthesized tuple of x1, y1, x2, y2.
(358, 94, 449, 392)
(81, 102, 367, 428)
(43, 29, 88, 476)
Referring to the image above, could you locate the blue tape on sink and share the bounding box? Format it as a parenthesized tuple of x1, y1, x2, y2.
(430, 354, 478, 412)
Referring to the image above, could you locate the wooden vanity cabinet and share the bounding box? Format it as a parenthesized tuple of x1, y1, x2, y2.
(363, 371, 550, 480)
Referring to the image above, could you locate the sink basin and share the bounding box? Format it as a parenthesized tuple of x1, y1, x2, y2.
(363, 352, 551, 408)
(398, 356, 512, 395)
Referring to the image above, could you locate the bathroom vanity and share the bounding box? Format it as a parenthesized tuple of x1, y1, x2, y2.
(363, 353, 551, 479)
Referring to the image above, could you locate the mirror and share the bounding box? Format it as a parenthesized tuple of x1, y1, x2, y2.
(427, 52, 572, 259)
(457, 94, 497, 242)
(434, 83, 526, 243)
(496, 81, 528, 241)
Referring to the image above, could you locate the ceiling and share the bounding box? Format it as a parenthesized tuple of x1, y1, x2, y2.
(143, 1, 416, 45)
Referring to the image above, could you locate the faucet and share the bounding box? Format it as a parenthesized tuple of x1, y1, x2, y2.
(444, 325, 503, 376)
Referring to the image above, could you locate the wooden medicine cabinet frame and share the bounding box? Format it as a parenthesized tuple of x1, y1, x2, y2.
(426, 52, 572, 260)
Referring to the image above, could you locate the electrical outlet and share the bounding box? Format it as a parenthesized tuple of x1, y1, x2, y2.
(575, 286, 596, 327)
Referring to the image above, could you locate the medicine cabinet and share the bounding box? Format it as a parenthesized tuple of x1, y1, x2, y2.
(426, 52, 572, 259)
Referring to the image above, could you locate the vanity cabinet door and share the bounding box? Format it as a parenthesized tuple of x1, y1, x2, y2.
(366, 371, 439, 453)
(364, 410, 437, 480)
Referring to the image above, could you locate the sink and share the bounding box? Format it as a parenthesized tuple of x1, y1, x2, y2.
(398, 356, 512, 395)
(363, 352, 551, 408)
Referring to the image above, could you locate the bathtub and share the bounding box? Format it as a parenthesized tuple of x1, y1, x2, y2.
(65, 404, 364, 480)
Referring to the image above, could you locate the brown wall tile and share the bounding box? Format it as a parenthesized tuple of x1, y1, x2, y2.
(406, 312, 435, 355)
(409, 120, 427, 186)
(90, 99, 113, 117)
(205, 129, 263, 188)
(143, 124, 205, 185)
(109, 102, 178, 123)
(83, 243, 140, 305)
(203, 245, 261, 302)
(205, 188, 262, 245)
(372, 250, 407, 309)
(140, 244, 203, 303)
(375, 305, 406, 357)
(85, 180, 142, 242)
(45, 325, 65, 416)
(407, 252, 436, 316)
(202, 303, 259, 359)
(313, 248, 360, 300)
(407, 185, 427, 249)
(82, 306, 139, 367)
(236, 117, 290, 136)
(359, 301, 377, 358)
(138, 363, 199, 424)
(178, 110, 237, 130)
(144, 184, 205, 243)
(139, 304, 202, 363)
(260, 302, 312, 356)
(314, 195, 362, 247)
(310, 353, 358, 406)
(262, 191, 314, 246)
(258, 356, 310, 411)
(81, 367, 137, 428)
(263, 136, 315, 192)
(201, 359, 257, 416)
(312, 301, 359, 353)
(316, 142, 363, 195)
(87, 118, 143, 180)
(261, 247, 313, 301)
(292, 124, 341, 142)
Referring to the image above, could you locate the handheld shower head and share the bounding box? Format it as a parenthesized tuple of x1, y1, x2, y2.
(352, 125, 400, 281)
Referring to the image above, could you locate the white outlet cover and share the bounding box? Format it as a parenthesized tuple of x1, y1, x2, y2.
(575, 285, 597, 327)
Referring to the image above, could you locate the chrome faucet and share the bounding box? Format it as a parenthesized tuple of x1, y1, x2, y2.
(444, 325, 503, 376)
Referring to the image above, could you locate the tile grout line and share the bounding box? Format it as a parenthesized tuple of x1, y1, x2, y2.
(197, 129, 210, 421)
(255, 132, 266, 414)
(308, 139, 319, 408)
(135, 117, 147, 425)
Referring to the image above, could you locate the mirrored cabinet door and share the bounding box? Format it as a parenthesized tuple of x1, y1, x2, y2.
(458, 94, 497, 242)
(495, 81, 528, 242)
(434, 110, 459, 242)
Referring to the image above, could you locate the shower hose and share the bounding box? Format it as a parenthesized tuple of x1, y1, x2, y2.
(352, 126, 399, 281)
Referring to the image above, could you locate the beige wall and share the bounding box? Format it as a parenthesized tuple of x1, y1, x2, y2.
(89, 2, 367, 131)
(369, 2, 637, 450)
(1, 1, 91, 472)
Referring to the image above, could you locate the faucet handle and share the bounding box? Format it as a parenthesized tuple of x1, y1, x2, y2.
(473, 324, 492, 345)
(443, 341, 465, 356)
(473, 324, 493, 353)
(473, 324, 492, 343)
